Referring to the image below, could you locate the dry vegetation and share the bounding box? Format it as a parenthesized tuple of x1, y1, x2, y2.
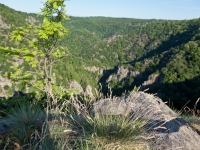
(0, 95, 151, 150)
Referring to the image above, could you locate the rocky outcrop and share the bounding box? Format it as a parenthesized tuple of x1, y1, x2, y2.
(141, 73, 163, 90)
(69, 80, 95, 98)
(25, 16, 39, 24)
(0, 15, 10, 29)
(69, 80, 84, 94)
(107, 66, 140, 82)
(93, 92, 200, 150)
(84, 66, 103, 75)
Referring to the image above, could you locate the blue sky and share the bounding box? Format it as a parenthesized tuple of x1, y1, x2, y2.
(0, 0, 199, 20)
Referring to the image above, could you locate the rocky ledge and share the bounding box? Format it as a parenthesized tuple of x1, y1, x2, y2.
(93, 92, 200, 150)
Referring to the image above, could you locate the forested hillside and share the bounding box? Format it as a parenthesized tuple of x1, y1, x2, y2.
(0, 3, 200, 109)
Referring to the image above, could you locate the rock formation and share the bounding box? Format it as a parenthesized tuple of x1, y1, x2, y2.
(141, 73, 163, 90)
(107, 66, 140, 82)
(93, 92, 200, 150)
(69, 80, 84, 94)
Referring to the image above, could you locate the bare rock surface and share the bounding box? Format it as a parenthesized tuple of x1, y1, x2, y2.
(107, 66, 140, 82)
(0, 15, 10, 29)
(0, 76, 12, 98)
(69, 80, 84, 94)
(93, 92, 200, 150)
(141, 73, 163, 90)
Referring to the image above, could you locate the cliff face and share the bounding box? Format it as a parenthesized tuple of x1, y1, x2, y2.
(107, 66, 140, 83)
(141, 73, 163, 90)
(105, 66, 162, 91)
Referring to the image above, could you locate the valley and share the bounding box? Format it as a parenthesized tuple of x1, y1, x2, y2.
(0, 3, 200, 109)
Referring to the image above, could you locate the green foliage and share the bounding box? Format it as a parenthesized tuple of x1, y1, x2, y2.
(0, 0, 70, 107)
(98, 19, 200, 109)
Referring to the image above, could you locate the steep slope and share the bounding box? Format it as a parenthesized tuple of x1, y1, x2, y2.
(100, 19, 200, 108)
(0, 3, 154, 93)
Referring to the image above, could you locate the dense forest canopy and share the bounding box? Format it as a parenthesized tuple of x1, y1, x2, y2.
(0, 3, 200, 109)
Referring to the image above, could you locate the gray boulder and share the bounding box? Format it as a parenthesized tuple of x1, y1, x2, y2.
(69, 80, 84, 94)
(93, 92, 200, 150)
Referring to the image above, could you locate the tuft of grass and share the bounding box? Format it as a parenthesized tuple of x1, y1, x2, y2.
(69, 112, 148, 149)
(4, 104, 45, 147)
(7, 104, 44, 128)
